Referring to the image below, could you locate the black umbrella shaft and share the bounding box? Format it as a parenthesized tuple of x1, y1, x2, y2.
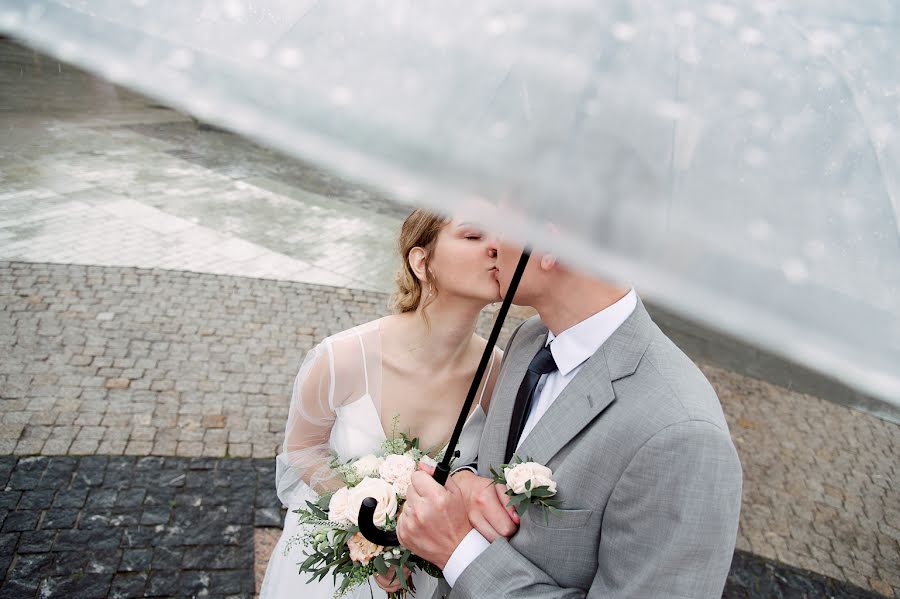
(434, 248, 531, 485)
(358, 248, 532, 547)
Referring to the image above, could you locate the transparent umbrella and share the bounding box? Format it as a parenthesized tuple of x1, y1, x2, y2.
(2, 1, 897, 405)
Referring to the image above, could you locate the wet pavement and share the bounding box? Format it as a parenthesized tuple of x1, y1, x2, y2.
(1, 39, 899, 598)
(1, 262, 897, 598)
(1, 42, 402, 293)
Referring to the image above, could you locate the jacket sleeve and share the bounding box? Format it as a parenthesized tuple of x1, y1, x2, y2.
(452, 420, 742, 598)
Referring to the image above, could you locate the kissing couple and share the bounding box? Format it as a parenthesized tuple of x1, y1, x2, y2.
(261, 209, 742, 598)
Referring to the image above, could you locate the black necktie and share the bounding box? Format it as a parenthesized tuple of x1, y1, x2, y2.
(504, 344, 558, 463)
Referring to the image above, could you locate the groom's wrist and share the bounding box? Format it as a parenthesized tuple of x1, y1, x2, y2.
(442, 528, 491, 587)
(450, 464, 478, 476)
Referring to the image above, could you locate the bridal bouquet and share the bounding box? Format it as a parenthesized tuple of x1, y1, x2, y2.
(290, 420, 445, 598)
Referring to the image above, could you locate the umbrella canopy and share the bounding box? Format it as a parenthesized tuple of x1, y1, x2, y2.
(2, 0, 898, 406)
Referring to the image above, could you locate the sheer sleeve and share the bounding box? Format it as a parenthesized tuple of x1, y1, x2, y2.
(274, 340, 343, 506)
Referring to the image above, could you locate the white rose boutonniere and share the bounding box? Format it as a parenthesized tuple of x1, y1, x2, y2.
(491, 455, 561, 524)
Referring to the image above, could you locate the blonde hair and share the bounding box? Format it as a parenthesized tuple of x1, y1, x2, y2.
(392, 209, 449, 313)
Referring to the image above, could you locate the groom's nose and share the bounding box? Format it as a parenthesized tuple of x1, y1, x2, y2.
(486, 237, 498, 259)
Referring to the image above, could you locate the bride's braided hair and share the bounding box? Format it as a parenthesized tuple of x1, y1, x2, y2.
(392, 209, 449, 314)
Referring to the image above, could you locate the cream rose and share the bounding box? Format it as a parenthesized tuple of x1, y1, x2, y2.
(346, 477, 398, 527)
(347, 532, 383, 565)
(392, 476, 411, 499)
(352, 454, 384, 478)
(327, 486, 352, 525)
(504, 462, 557, 495)
(379, 454, 416, 484)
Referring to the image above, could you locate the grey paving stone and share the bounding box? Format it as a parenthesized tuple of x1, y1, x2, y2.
(51, 487, 88, 509)
(1, 510, 38, 533)
(84, 548, 123, 574)
(0, 492, 20, 510)
(37, 572, 112, 599)
(54, 528, 123, 552)
(17, 530, 55, 553)
(17, 489, 55, 510)
(118, 548, 152, 573)
(40, 509, 78, 530)
(109, 572, 148, 598)
(145, 570, 179, 596)
(150, 546, 184, 570)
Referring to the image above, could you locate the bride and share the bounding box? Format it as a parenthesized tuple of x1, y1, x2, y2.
(260, 209, 505, 598)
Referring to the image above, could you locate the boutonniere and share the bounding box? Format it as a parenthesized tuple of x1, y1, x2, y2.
(490, 455, 561, 524)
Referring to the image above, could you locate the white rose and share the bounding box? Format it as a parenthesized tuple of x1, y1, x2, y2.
(418, 454, 437, 469)
(504, 462, 557, 496)
(379, 454, 416, 484)
(392, 476, 411, 498)
(346, 477, 398, 527)
(327, 486, 352, 525)
(353, 454, 384, 478)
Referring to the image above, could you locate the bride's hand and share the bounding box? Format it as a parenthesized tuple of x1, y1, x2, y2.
(450, 470, 520, 542)
(374, 565, 411, 593)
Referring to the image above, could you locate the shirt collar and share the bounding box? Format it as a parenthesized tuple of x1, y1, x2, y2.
(546, 288, 638, 376)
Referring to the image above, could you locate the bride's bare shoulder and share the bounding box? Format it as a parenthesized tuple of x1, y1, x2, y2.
(313, 317, 386, 368)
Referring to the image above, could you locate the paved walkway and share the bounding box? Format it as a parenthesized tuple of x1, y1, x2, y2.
(1, 262, 897, 597)
(1, 42, 402, 294)
(1, 40, 898, 597)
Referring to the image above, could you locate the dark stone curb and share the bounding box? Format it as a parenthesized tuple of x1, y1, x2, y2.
(0, 456, 280, 598)
(725, 550, 888, 598)
(1, 454, 889, 598)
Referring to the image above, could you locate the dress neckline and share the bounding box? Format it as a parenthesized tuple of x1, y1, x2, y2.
(344, 392, 485, 455)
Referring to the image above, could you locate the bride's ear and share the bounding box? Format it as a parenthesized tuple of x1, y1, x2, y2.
(407, 247, 428, 282)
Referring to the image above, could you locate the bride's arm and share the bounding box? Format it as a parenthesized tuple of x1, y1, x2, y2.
(275, 343, 346, 504)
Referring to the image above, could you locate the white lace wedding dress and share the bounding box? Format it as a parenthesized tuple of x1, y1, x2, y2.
(260, 318, 494, 599)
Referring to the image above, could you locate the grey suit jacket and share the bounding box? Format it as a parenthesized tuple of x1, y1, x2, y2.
(442, 298, 742, 598)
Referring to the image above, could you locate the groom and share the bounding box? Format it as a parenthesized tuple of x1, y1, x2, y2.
(397, 238, 743, 597)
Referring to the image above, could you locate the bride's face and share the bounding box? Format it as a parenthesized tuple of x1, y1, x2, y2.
(428, 220, 501, 305)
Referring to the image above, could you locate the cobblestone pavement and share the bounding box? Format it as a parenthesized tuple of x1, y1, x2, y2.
(0, 455, 275, 598)
(2, 39, 894, 421)
(0, 455, 886, 599)
(1, 262, 897, 597)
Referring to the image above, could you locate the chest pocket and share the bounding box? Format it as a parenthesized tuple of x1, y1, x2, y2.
(509, 507, 599, 590)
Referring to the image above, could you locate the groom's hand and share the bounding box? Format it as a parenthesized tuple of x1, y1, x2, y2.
(397, 471, 472, 570)
(452, 471, 521, 542)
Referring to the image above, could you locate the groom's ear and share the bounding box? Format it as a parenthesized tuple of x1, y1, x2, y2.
(539, 254, 557, 272)
(408, 247, 428, 282)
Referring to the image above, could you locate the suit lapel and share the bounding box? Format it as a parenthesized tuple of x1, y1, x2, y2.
(479, 327, 548, 471)
(514, 352, 615, 466)
(513, 299, 654, 467)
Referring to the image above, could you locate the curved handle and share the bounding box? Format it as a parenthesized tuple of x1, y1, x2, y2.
(358, 497, 399, 547)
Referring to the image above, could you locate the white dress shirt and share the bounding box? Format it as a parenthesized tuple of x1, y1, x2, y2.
(443, 289, 638, 587)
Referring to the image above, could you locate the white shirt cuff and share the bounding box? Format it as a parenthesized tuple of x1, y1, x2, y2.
(442, 529, 490, 587)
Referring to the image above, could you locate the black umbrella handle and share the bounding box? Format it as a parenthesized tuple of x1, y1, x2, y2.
(358, 248, 532, 547)
(358, 497, 399, 546)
